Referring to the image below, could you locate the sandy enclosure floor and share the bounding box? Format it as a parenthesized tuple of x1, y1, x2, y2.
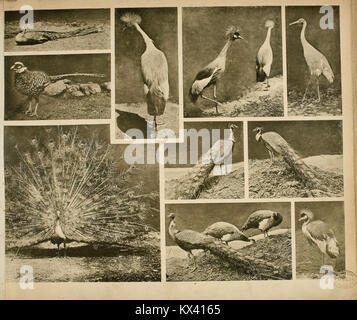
(167, 231, 292, 282)
(5, 21, 110, 52)
(165, 162, 245, 200)
(185, 75, 284, 118)
(6, 93, 111, 120)
(249, 155, 343, 198)
(115, 102, 181, 140)
(6, 242, 160, 282)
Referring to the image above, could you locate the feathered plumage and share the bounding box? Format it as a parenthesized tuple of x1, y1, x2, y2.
(203, 222, 251, 243)
(241, 210, 283, 237)
(299, 209, 340, 265)
(256, 20, 274, 84)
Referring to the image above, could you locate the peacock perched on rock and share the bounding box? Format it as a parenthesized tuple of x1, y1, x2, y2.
(5, 126, 158, 254)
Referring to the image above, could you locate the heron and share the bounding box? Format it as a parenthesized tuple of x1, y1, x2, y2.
(289, 18, 334, 102)
(299, 209, 340, 266)
(256, 20, 275, 89)
(189, 26, 244, 114)
(121, 13, 169, 130)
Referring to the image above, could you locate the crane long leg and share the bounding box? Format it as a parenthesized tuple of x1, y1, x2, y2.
(316, 77, 321, 103)
(302, 76, 313, 102)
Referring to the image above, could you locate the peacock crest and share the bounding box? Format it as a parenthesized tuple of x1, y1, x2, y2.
(120, 12, 142, 26)
(5, 126, 158, 250)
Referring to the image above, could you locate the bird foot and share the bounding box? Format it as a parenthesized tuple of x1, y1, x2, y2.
(29, 112, 38, 118)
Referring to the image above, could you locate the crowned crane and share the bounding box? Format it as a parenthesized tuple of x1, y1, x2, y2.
(299, 209, 340, 266)
(120, 13, 169, 130)
(203, 222, 254, 245)
(189, 26, 244, 114)
(241, 210, 283, 238)
(256, 20, 275, 88)
(168, 213, 215, 271)
(289, 18, 334, 102)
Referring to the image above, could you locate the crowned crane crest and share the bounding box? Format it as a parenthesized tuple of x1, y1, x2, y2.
(5, 127, 158, 254)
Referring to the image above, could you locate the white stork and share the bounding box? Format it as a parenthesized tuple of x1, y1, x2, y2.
(189, 26, 244, 114)
(256, 20, 274, 89)
(299, 209, 340, 266)
(289, 18, 334, 102)
(121, 13, 169, 130)
(241, 210, 283, 238)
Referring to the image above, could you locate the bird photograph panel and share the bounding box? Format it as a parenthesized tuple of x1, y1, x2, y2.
(295, 201, 345, 279)
(4, 125, 160, 282)
(183, 6, 283, 118)
(5, 54, 111, 120)
(286, 6, 341, 116)
(115, 8, 180, 140)
(166, 202, 292, 281)
(164, 121, 244, 200)
(4, 9, 110, 52)
(248, 120, 343, 198)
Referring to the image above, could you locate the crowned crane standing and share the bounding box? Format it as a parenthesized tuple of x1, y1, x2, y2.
(121, 13, 169, 130)
(299, 209, 340, 266)
(289, 18, 334, 102)
(256, 20, 275, 89)
(189, 26, 244, 114)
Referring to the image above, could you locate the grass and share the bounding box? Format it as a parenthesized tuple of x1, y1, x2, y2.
(249, 158, 343, 198)
(288, 87, 342, 116)
(6, 93, 111, 120)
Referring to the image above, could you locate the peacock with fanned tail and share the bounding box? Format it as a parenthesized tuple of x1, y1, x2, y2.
(5, 127, 158, 256)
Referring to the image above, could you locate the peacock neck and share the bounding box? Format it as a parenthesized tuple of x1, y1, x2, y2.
(168, 219, 178, 240)
(255, 132, 262, 142)
(134, 23, 154, 49)
(228, 128, 235, 143)
(218, 40, 232, 58)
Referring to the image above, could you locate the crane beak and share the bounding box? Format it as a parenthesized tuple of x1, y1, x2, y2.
(238, 35, 244, 40)
(289, 20, 300, 26)
(10, 65, 15, 70)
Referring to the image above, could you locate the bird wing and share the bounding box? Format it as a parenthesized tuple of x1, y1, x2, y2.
(175, 229, 214, 250)
(204, 222, 237, 238)
(306, 220, 335, 242)
(242, 210, 274, 230)
(209, 139, 234, 164)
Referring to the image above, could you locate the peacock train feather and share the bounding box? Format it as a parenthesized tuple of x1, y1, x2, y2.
(5, 126, 158, 249)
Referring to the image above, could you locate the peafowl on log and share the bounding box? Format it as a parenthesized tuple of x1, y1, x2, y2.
(5, 126, 158, 256)
(169, 123, 239, 199)
(168, 213, 291, 279)
(253, 127, 336, 194)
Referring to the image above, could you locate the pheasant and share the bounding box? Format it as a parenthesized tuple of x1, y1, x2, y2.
(10, 61, 105, 117)
(241, 210, 283, 238)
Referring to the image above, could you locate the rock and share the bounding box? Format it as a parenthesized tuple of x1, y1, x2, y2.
(101, 81, 111, 91)
(44, 80, 67, 96)
(66, 84, 84, 97)
(80, 82, 101, 95)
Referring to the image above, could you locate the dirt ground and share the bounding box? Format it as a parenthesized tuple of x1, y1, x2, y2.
(249, 156, 344, 198)
(6, 239, 160, 282)
(185, 75, 284, 118)
(115, 102, 181, 140)
(6, 93, 111, 120)
(165, 162, 245, 200)
(5, 20, 110, 52)
(288, 88, 342, 116)
(166, 232, 292, 281)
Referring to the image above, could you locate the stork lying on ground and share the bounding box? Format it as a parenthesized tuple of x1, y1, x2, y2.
(189, 26, 244, 114)
(289, 18, 334, 102)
